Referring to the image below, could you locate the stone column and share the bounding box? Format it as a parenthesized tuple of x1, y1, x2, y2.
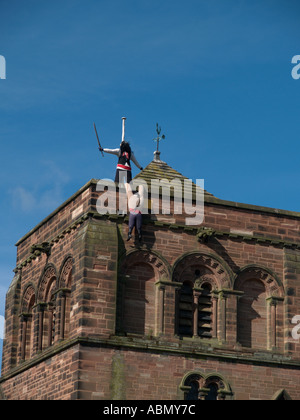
(20, 314, 29, 361)
(36, 303, 47, 352)
(217, 390, 230, 400)
(47, 303, 55, 347)
(266, 296, 284, 351)
(174, 287, 181, 336)
(31, 304, 41, 356)
(198, 388, 209, 400)
(155, 283, 165, 336)
(212, 293, 218, 339)
(218, 291, 227, 344)
(193, 289, 201, 338)
(55, 289, 70, 341)
(60, 291, 66, 341)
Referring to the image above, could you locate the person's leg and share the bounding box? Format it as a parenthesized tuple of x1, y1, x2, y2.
(118, 170, 127, 185)
(136, 213, 143, 241)
(127, 213, 135, 241)
(126, 171, 133, 184)
(126, 183, 133, 239)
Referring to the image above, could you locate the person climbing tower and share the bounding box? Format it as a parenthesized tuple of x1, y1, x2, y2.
(126, 184, 145, 242)
(99, 117, 143, 185)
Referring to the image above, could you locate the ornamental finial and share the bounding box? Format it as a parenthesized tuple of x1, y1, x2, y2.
(153, 123, 165, 153)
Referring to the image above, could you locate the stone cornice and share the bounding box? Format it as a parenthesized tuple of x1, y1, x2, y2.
(92, 212, 300, 250)
(15, 178, 300, 247)
(1, 336, 300, 384)
(14, 210, 300, 272)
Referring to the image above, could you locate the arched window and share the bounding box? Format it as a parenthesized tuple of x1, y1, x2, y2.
(185, 380, 200, 401)
(119, 251, 170, 337)
(173, 252, 233, 340)
(122, 262, 156, 335)
(177, 278, 216, 339)
(237, 279, 267, 349)
(236, 267, 284, 351)
(44, 278, 57, 348)
(180, 372, 233, 400)
(37, 266, 57, 350)
(20, 286, 36, 360)
(58, 257, 73, 340)
(272, 389, 292, 400)
(205, 383, 219, 401)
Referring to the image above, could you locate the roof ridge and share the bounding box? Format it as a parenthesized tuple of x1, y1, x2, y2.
(134, 159, 215, 198)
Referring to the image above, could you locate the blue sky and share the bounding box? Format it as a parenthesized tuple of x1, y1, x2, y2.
(0, 0, 300, 361)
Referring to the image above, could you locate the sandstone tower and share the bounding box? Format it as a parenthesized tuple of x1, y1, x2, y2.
(0, 149, 300, 400)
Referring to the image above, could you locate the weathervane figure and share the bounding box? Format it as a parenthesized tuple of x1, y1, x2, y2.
(153, 123, 165, 152)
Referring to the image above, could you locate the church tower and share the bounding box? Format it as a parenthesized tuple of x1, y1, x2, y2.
(1, 142, 300, 400)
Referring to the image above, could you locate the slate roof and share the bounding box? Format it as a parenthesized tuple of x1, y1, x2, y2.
(134, 151, 215, 198)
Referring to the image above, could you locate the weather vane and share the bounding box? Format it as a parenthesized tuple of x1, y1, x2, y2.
(153, 123, 165, 152)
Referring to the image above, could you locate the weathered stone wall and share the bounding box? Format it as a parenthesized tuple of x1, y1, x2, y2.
(1, 177, 300, 400)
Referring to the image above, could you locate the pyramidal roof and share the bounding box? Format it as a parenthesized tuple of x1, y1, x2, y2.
(134, 151, 215, 198)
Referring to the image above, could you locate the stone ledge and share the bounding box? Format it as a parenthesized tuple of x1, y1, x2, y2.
(14, 210, 300, 273)
(15, 178, 300, 248)
(1, 336, 300, 383)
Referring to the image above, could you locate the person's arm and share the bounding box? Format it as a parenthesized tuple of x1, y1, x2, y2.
(131, 152, 143, 170)
(125, 183, 134, 201)
(102, 148, 120, 156)
(138, 185, 145, 209)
